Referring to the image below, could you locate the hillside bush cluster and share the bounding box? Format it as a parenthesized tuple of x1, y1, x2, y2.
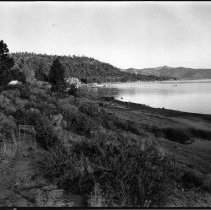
(41, 139, 176, 207)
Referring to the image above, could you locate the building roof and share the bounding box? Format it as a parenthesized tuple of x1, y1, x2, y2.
(8, 80, 22, 85)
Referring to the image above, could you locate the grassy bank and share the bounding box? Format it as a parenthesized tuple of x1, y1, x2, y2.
(0, 84, 211, 207)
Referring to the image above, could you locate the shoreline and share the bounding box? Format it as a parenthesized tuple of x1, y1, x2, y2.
(114, 98, 211, 117)
(99, 96, 211, 125)
(113, 98, 211, 120)
(84, 79, 211, 116)
(93, 78, 211, 87)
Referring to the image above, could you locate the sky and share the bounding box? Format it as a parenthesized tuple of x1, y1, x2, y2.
(1, 1, 211, 69)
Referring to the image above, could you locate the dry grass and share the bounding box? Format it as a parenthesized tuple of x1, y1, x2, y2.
(202, 174, 211, 192)
(0, 141, 17, 159)
(182, 168, 211, 192)
(0, 130, 18, 159)
(41, 139, 177, 207)
(88, 183, 107, 207)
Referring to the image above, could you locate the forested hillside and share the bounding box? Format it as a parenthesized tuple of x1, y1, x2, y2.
(11, 53, 171, 83)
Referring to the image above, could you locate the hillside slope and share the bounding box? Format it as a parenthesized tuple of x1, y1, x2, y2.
(11, 53, 171, 83)
(124, 66, 211, 80)
(0, 84, 211, 207)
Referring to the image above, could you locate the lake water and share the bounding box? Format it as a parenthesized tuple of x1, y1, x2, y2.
(94, 79, 211, 115)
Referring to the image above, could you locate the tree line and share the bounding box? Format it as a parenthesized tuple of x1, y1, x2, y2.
(11, 51, 171, 83)
(0, 40, 26, 87)
(0, 40, 172, 91)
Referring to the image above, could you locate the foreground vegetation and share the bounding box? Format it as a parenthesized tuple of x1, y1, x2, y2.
(0, 82, 211, 207)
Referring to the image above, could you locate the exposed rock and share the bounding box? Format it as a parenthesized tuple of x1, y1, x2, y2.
(48, 189, 64, 200)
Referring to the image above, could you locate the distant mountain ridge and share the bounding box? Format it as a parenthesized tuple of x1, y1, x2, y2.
(123, 66, 211, 80)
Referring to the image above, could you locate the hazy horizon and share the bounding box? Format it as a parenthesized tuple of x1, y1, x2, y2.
(1, 1, 211, 69)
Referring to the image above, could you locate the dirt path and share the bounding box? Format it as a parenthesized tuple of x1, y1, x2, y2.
(0, 140, 86, 207)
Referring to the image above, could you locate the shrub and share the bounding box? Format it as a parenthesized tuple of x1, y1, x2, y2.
(101, 113, 117, 131)
(59, 103, 78, 115)
(79, 102, 102, 118)
(35, 102, 58, 116)
(0, 112, 17, 141)
(189, 128, 211, 140)
(67, 84, 78, 97)
(0, 95, 11, 109)
(182, 168, 211, 192)
(59, 104, 79, 125)
(2, 89, 20, 98)
(150, 126, 192, 144)
(35, 115, 59, 149)
(41, 140, 176, 207)
(40, 144, 83, 193)
(113, 119, 145, 136)
(12, 108, 26, 125)
(0, 94, 17, 114)
(70, 112, 99, 138)
(19, 85, 30, 100)
(182, 168, 205, 189)
(59, 102, 99, 138)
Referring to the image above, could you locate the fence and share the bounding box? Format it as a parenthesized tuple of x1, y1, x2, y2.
(18, 125, 37, 148)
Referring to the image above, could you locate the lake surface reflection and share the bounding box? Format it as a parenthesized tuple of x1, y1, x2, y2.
(95, 80, 211, 114)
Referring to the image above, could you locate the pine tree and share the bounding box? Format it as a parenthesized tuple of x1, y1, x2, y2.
(0, 40, 15, 86)
(48, 57, 66, 92)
